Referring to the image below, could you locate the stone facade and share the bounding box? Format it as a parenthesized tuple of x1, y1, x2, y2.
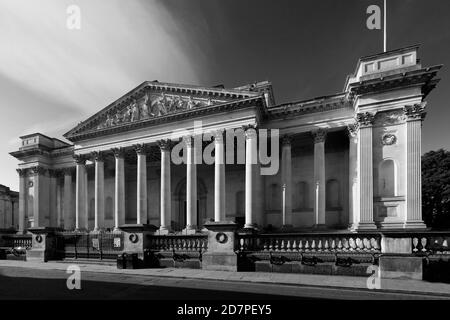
(10, 45, 441, 234)
(0, 185, 19, 230)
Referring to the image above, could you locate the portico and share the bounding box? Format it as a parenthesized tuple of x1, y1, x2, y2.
(10, 45, 441, 235)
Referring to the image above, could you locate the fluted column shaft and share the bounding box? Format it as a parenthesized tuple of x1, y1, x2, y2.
(214, 131, 226, 222)
(75, 156, 86, 231)
(313, 129, 326, 227)
(63, 168, 74, 230)
(159, 140, 172, 234)
(347, 125, 358, 228)
(353, 113, 377, 230)
(244, 126, 257, 228)
(93, 152, 105, 231)
(135, 145, 148, 225)
(404, 104, 427, 228)
(113, 148, 125, 230)
(185, 137, 198, 230)
(281, 135, 292, 226)
(17, 169, 27, 233)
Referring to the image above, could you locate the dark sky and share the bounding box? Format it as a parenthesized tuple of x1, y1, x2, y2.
(1, 0, 449, 190)
(159, 0, 450, 152)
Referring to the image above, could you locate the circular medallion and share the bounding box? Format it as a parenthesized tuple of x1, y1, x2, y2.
(35, 235, 43, 243)
(129, 233, 139, 243)
(381, 133, 397, 146)
(216, 232, 228, 244)
(28, 181, 34, 188)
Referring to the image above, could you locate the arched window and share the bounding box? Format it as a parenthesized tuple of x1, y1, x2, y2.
(326, 179, 340, 208)
(105, 197, 113, 220)
(295, 181, 309, 209)
(379, 159, 396, 197)
(236, 191, 244, 216)
(268, 184, 280, 210)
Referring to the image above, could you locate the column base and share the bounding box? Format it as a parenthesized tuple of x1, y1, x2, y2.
(403, 220, 427, 230)
(182, 226, 198, 235)
(313, 224, 327, 230)
(158, 227, 171, 235)
(351, 222, 377, 231)
(244, 223, 257, 230)
(280, 224, 294, 232)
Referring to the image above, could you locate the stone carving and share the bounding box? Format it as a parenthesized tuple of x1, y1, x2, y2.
(157, 139, 173, 151)
(98, 92, 220, 130)
(133, 143, 147, 155)
(373, 110, 406, 126)
(312, 129, 327, 143)
(347, 122, 359, 137)
(16, 168, 28, 177)
(281, 134, 292, 146)
(111, 147, 126, 158)
(404, 102, 427, 120)
(381, 133, 397, 146)
(355, 112, 375, 127)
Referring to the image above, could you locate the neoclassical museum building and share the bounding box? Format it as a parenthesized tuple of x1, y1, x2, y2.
(10, 45, 441, 235)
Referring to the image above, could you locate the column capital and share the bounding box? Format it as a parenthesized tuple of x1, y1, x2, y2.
(183, 136, 195, 147)
(312, 129, 327, 144)
(347, 122, 359, 138)
(62, 167, 75, 175)
(111, 147, 126, 158)
(31, 165, 47, 176)
(213, 130, 225, 143)
(16, 168, 28, 177)
(133, 143, 148, 155)
(73, 154, 87, 165)
(403, 102, 427, 121)
(355, 112, 375, 128)
(91, 151, 106, 162)
(48, 169, 62, 178)
(157, 139, 173, 151)
(243, 125, 258, 140)
(281, 134, 292, 146)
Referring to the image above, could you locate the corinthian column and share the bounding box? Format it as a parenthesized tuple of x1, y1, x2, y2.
(352, 112, 377, 230)
(244, 125, 258, 229)
(313, 129, 327, 228)
(403, 103, 427, 229)
(347, 123, 359, 229)
(184, 136, 198, 233)
(16, 169, 27, 234)
(63, 168, 74, 230)
(134, 144, 148, 225)
(112, 148, 126, 230)
(92, 152, 105, 231)
(214, 131, 226, 222)
(281, 135, 293, 227)
(158, 139, 172, 234)
(74, 155, 86, 231)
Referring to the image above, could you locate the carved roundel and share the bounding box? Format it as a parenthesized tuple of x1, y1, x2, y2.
(381, 133, 397, 146)
(129, 233, 139, 243)
(35, 235, 43, 243)
(28, 181, 34, 188)
(216, 232, 228, 244)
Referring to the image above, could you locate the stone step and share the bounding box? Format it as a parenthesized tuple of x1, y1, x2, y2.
(54, 258, 117, 266)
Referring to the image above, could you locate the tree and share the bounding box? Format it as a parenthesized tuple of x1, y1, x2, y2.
(422, 149, 450, 229)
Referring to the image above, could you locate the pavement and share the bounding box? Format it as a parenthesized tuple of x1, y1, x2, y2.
(0, 260, 449, 298)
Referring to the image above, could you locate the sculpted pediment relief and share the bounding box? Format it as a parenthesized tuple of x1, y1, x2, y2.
(97, 92, 225, 130)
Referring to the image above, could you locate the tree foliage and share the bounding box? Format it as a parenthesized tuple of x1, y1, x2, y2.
(422, 149, 450, 228)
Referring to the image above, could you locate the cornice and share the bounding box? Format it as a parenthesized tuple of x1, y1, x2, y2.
(348, 65, 442, 96)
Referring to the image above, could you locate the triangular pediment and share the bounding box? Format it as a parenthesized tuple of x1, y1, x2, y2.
(64, 81, 262, 141)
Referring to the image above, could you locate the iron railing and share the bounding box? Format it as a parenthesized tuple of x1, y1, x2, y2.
(58, 231, 124, 260)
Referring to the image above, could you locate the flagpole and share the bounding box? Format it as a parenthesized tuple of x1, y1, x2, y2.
(384, 0, 387, 52)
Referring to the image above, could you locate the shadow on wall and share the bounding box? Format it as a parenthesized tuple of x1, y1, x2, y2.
(423, 258, 450, 284)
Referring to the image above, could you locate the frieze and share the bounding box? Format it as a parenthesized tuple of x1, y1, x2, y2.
(97, 92, 224, 131)
(373, 110, 406, 126)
